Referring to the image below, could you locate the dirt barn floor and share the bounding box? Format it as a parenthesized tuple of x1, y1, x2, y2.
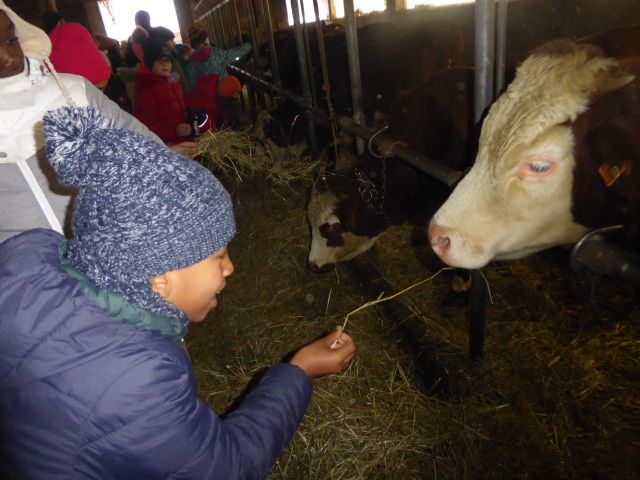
(187, 142, 640, 479)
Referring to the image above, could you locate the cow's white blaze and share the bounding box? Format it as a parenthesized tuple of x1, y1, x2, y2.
(429, 46, 617, 268)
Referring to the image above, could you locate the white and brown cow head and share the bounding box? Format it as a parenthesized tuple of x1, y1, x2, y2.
(429, 40, 639, 269)
(307, 177, 387, 272)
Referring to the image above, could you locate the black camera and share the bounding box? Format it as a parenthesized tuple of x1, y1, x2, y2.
(187, 108, 209, 137)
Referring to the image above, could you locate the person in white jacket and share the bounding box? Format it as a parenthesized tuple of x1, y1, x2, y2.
(0, 1, 195, 242)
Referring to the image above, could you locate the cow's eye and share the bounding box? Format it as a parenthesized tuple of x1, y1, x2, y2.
(517, 157, 556, 178)
(529, 160, 552, 173)
(319, 222, 345, 247)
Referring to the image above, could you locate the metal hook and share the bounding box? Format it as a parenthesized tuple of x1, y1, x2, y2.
(367, 124, 390, 159)
(570, 224, 624, 273)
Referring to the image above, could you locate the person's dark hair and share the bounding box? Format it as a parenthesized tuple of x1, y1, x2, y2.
(134, 10, 151, 29)
(41, 10, 62, 35)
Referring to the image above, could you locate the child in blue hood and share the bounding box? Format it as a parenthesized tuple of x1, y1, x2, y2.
(0, 106, 356, 479)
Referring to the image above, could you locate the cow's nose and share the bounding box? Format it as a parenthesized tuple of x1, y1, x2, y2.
(307, 261, 335, 273)
(428, 223, 451, 257)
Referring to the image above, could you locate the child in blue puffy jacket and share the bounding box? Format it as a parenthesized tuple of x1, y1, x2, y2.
(0, 106, 356, 479)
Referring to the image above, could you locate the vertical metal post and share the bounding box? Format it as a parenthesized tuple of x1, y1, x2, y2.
(213, 10, 223, 47)
(205, 14, 216, 46)
(343, 0, 365, 155)
(233, 0, 244, 44)
(470, 0, 495, 361)
(215, 8, 227, 48)
(229, 1, 247, 113)
(474, 0, 496, 123)
(261, 0, 280, 86)
(225, 3, 235, 44)
(495, 0, 508, 96)
(220, 8, 227, 47)
(290, 0, 318, 156)
(298, 0, 319, 109)
(243, 0, 265, 107)
(468, 270, 487, 360)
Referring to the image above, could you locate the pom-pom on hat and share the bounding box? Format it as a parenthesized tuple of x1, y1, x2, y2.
(43, 106, 236, 323)
(49, 22, 111, 85)
(218, 75, 242, 98)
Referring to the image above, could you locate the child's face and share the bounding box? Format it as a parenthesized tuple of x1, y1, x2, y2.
(153, 247, 234, 322)
(152, 57, 173, 78)
(0, 11, 25, 79)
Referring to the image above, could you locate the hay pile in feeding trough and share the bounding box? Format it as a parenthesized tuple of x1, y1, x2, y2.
(196, 129, 322, 189)
(187, 133, 639, 478)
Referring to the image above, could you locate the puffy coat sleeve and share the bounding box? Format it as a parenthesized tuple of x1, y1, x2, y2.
(77, 352, 312, 480)
(214, 43, 252, 68)
(83, 78, 163, 144)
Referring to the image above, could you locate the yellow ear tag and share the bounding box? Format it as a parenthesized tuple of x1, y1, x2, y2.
(598, 162, 630, 187)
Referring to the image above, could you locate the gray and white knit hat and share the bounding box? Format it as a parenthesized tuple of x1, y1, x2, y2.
(43, 106, 236, 321)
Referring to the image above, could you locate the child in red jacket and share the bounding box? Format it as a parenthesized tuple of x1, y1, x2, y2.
(134, 37, 192, 145)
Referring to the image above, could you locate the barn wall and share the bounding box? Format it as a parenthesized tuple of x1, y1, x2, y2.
(262, 0, 640, 64)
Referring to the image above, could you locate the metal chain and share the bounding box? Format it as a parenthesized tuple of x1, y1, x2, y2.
(354, 164, 387, 221)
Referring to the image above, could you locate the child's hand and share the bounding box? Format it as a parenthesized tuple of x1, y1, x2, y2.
(290, 326, 356, 379)
(171, 141, 197, 158)
(176, 123, 192, 137)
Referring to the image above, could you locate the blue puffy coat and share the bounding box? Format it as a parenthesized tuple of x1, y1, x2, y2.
(0, 229, 312, 479)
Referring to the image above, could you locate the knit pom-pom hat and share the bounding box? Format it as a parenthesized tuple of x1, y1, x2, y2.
(188, 25, 209, 48)
(49, 22, 112, 85)
(218, 75, 242, 98)
(43, 106, 236, 322)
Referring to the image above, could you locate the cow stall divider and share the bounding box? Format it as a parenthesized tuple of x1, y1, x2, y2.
(192, 0, 507, 362)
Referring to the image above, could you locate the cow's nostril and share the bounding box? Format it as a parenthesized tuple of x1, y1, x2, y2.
(428, 223, 451, 256)
(430, 235, 451, 255)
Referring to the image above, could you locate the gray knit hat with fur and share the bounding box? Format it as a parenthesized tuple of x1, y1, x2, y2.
(43, 106, 236, 322)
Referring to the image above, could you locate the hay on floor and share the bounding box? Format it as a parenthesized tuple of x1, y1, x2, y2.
(187, 130, 640, 479)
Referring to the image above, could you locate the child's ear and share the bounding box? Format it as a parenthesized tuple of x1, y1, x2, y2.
(149, 273, 171, 298)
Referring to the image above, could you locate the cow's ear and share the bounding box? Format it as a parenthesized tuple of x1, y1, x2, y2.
(592, 62, 635, 97)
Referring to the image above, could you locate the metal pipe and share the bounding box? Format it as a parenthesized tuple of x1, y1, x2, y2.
(468, 269, 487, 361)
(243, 0, 266, 107)
(474, 0, 496, 123)
(212, 9, 223, 47)
(298, 0, 319, 109)
(572, 235, 640, 288)
(243, 0, 261, 73)
(312, 0, 338, 155)
(336, 116, 463, 187)
(230, 65, 463, 186)
(225, 3, 236, 48)
(343, 0, 365, 154)
(495, 0, 508, 95)
(204, 14, 215, 46)
(229, 65, 326, 124)
(233, 0, 244, 45)
(471, 0, 498, 362)
(195, 0, 232, 24)
(216, 7, 228, 49)
(290, 0, 318, 156)
(260, 0, 280, 86)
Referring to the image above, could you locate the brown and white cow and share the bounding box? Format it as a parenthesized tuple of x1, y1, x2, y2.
(429, 40, 640, 269)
